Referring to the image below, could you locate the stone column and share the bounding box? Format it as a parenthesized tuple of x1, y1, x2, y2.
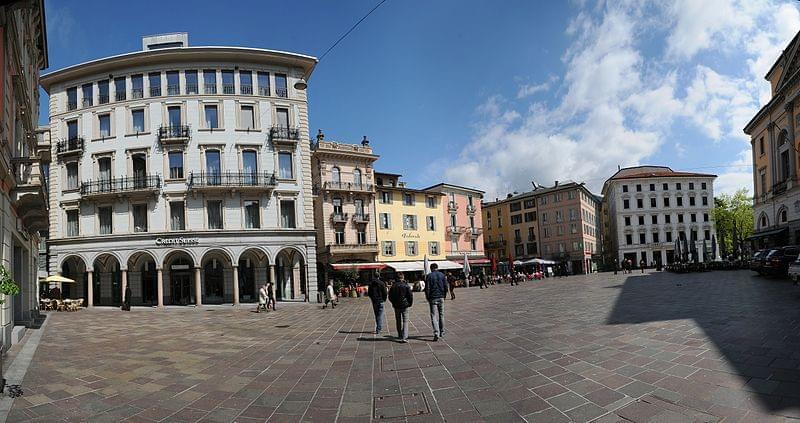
(121, 269, 128, 304)
(232, 265, 240, 306)
(787, 102, 797, 182)
(87, 270, 94, 307)
(194, 267, 202, 306)
(269, 264, 277, 299)
(769, 122, 777, 186)
(156, 268, 164, 307)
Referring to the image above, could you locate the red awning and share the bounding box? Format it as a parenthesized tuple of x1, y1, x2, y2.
(451, 258, 490, 265)
(330, 263, 387, 271)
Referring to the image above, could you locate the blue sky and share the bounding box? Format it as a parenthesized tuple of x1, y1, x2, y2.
(42, 0, 800, 198)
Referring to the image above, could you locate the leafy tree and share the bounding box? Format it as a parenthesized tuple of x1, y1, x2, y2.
(712, 189, 754, 257)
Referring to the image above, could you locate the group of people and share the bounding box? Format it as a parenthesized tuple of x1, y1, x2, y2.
(617, 259, 647, 274)
(256, 282, 277, 312)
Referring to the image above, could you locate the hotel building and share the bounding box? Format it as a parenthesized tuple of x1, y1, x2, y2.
(745, 30, 800, 248)
(423, 184, 487, 266)
(41, 33, 319, 307)
(481, 191, 538, 263)
(601, 166, 716, 266)
(312, 131, 379, 282)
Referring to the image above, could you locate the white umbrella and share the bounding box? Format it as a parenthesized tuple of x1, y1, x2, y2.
(463, 252, 471, 287)
(423, 255, 430, 276)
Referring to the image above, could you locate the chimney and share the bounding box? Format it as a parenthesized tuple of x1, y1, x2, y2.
(554, 180, 559, 187)
(506, 193, 513, 198)
(361, 135, 369, 147)
(316, 129, 325, 142)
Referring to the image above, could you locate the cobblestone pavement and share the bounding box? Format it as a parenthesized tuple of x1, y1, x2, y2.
(8, 270, 800, 422)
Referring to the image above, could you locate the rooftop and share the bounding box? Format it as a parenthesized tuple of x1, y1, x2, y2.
(606, 166, 716, 181)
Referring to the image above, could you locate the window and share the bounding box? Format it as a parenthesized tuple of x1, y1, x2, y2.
(704, 213, 709, 222)
(275, 73, 288, 97)
(528, 227, 536, 240)
(689, 182, 694, 190)
(664, 197, 670, 207)
(701, 182, 707, 190)
(427, 216, 435, 231)
(170, 201, 185, 230)
(66, 162, 78, 190)
(637, 199, 643, 208)
(132, 109, 145, 133)
(131, 74, 143, 99)
(625, 234, 632, 245)
(759, 137, 765, 155)
(99, 206, 112, 234)
(207, 200, 223, 229)
(334, 227, 345, 245)
(623, 199, 630, 209)
(760, 169, 767, 196)
(114, 77, 126, 101)
(82, 83, 93, 107)
(677, 197, 683, 207)
(651, 215, 657, 225)
(542, 212, 548, 223)
(379, 213, 391, 229)
(652, 232, 660, 243)
(702, 196, 708, 206)
(636, 184, 642, 192)
(689, 196, 696, 206)
(511, 214, 522, 225)
(429, 241, 439, 255)
(665, 214, 671, 223)
(638, 216, 645, 225)
(222, 70, 234, 94)
(205, 150, 221, 178)
(185, 70, 198, 94)
(624, 216, 631, 226)
(426, 196, 435, 208)
(240, 105, 255, 130)
(383, 241, 395, 256)
(98, 80, 109, 104)
(568, 190, 576, 199)
(203, 70, 217, 94)
(167, 71, 180, 95)
(403, 193, 414, 206)
(280, 200, 296, 228)
(149, 72, 161, 97)
(380, 191, 392, 204)
(240, 71, 253, 94)
(257, 71, 270, 96)
(66, 210, 79, 236)
(676, 183, 682, 190)
(663, 183, 668, 190)
(691, 213, 697, 223)
(98, 114, 111, 138)
(570, 224, 577, 234)
(622, 185, 628, 193)
(510, 202, 522, 212)
(133, 204, 148, 232)
(278, 152, 293, 179)
(242, 150, 257, 183)
(204, 104, 219, 129)
(639, 233, 646, 244)
(354, 199, 364, 217)
(678, 214, 684, 223)
(406, 241, 418, 256)
(276, 108, 290, 128)
(650, 198, 656, 208)
(704, 230, 710, 240)
(524, 211, 536, 222)
(67, 87, 78, 110)
(649, 184, 655, 191)
(524, 198, 535, 208)
(163, 151, 182, 180)
(357, 229, 367, 245)
(353, 169, 363, 187)
(666, 232, 673, 242)
(244, 200, 260, 228)
(403, 214, 417, 230)
(332, 198, 343, 215)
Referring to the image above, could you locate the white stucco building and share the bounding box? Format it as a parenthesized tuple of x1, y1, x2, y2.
(601, 166, 717, 267)
(41, 33, 319, 306)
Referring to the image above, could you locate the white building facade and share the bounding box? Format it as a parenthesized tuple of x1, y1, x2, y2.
(602, 166, 717, 267)
(41, 34, 319, 306)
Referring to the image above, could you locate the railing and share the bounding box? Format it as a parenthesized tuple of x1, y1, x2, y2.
(67, 101, 77, 111)
(324, 181, 374, 191)
(131, 88, 144, 99)
(56, 137, 84, 155)
(158, 125, 191, 143)
(328, 243, 379, 252)
(223, 84, 235, 94)
(470, 227, 483, 236)
(447, 225, 464, 234)
(514, 236, 522, 244)
(150, 86, 161, 97)
(80, 175, 161, 196)
(167, 85, 180, 95)
(188, 171, 277, 188)
(527, 235, 535, 241)
(115, 91, 126, 101)
(466, 204, 477, 214)
(276, 87, 288, 98)
(204, 84, 217, 94)
(98, 95, 109, 104)
(773, 181, 788, 195)
(259, 86, 270, 96)
(270, 126, 300, 141)
(186, 84, 198, 94)
(448, 201, 458, 212)
(81, 98, 92, 107)
(241, 85, 253, 95)
(353, 213, 370, 223)
(330, 212, 349, 223)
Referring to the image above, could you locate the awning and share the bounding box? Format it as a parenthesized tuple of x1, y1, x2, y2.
(330, 262, 387, 271)
(431, 260, 462, 270)
(746, 227, 788, 240)
(452, 258, 491, 265)
(384, 261, 424, 272)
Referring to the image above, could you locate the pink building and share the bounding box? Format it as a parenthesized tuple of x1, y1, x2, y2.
(424, 184, 487, 264)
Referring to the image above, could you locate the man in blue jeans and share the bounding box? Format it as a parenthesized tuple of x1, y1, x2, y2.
(424, 263, 448, 341)
(368, 272, 388, 335)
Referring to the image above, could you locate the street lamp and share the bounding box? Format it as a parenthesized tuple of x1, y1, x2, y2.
(294, 78, 308, 90)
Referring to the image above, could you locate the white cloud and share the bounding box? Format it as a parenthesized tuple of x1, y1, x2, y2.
(517, 76, 558, 99)
(715, 150, 754, 195)
(665, 0, 754, 59)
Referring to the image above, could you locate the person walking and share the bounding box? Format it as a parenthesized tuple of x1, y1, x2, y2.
(257, 283, 268, 313)
(425, 263, 448, 341)
(479, 271, 488, 289)
(323, 280, 337, 309)
(388, 274, 413, 343)
(267, 281, 276, 311)
(447, 272, 457, 300)
(368, 272, 388, 335)
(640, 259, 646, 273)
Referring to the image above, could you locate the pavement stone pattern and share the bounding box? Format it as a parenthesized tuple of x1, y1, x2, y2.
(8, 270, 800, 422)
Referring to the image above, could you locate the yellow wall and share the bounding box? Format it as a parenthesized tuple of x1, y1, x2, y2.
(375, 188, 446, 261)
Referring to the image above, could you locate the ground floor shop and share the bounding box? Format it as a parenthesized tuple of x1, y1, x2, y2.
(48, 231, 318, 307)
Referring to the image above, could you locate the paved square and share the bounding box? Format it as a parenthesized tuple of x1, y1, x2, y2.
(8, 270, 800, 422)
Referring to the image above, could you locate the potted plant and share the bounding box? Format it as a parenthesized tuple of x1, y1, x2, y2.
(0, 264, 21, 395)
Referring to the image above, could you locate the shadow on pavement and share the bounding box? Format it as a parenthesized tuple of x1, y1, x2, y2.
(607, 270, 800, 412)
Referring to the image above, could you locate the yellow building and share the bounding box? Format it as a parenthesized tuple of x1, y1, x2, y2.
(374, 173, 447, 264)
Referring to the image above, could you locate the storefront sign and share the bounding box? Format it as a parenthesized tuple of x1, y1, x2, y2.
(401, 232, 420, 239)
(155, 237, 200, 246)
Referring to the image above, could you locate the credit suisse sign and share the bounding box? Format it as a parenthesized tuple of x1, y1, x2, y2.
(155, 237, 200, 246)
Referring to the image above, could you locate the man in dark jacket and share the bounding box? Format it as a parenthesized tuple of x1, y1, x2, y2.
(388, 273, 413, 343)
(424, 263, 448, 341)
(368, 272, 388, 335)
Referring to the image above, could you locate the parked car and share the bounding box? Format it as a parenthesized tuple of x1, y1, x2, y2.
(761, 246, 800, 276)
(788, 258, 800, 282)
(750, 250, 767, 273)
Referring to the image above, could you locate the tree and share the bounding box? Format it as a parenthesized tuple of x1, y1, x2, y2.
(712, 189, 754, 258)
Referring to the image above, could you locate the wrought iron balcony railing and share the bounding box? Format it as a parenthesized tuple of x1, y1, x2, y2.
(323, 181, 374, 192)
(276, 87, 288, 98)
(56, 137, 84, 156)
(167, 85, 180, 95)
(259, 86, 270, 96)
(158, 125, 191, 144)
(204, 84, 217, 94)
(98, 95, 109, 104)
(223, 84, 235, 94)
(241, 85, 253, 95)
(352, 213, 370, 223)
(116, 91, 126, 101)
(150, 86, 162, 97)
(466, 204, 477, 215)
(81, 98, 92, 107)
(330, 212, 349, 223)
(447, 225, 464, 234)
(131, 88, 144, 99)
(67, 101, 77, 111)
(448, 201, 458, 212)
(186, 84, 198, 94)
(269, 126, 300, 142)
(187, 171, 277, 189)
(80, 175, 161, 197)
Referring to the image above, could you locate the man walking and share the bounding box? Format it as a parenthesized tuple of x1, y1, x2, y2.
(323, 280, 337, 309)
(368, 272, 388, 335)
(267, 281, 276, 311)
(388, 274, 413, 343)
(257, 283, 268, 313)
(425, 263, 448, 341)
(447, 272, 457, 300)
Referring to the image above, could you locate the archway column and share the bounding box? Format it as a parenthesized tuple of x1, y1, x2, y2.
(87, 270, 94, 307)
(232, 264, 240, 306)
(121, 269, 128, 304)
(157, 268, 164, 307)
(194, 267, 202, 306)
(269, 264, 276, 299)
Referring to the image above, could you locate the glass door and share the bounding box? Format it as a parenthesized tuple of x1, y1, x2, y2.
(206, 150, 221, 185)
(243, 150, 257, 185)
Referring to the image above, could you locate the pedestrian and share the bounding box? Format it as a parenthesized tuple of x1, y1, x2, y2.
(323, 280, 337, 309)
(267, 281, 276, 311)
(640, 259, 646, 273)
(257, 283, 268, 313)
(447, 272, 456, 300)
(388, 273, 413, 343)
(479, 271, 488, 289)
(368, 271, 388, 335)
(425, 263, 448, 341)
(121, 284, 132, 311)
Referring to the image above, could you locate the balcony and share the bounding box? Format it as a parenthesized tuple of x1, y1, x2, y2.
(447, 225, 464, 234)
(131, 88, 144, 99)
(98, 95, 109, 104)
(204, 84, 217, 94)
(514, 236, 523, 244)
(259, 87, 270, 96)
(486, 240, 507, 249)
(323, 181, 374, 192)
(82, 98, 92, 108)
(241, 85, 253, 95)
(352, 213, 370, 224)
(327, 243, 379, 255)
(56, 137, 84, 158)
(448, 201, 458, 212)
(270, 126, 300, 145)
(150, 86, 161, 97)
(67, 101, 77, 111)
(80, 175, 161, 199)
(10, 158, 48, 233)
(158, 125, 191, 145)
(186, 84, 198, 95)
(466, 204, 477, 215)
(115, 91, 126, 101)
(188, 171, 277, 191)
(331, 212, 349, 224)
(276, 87, 288, 98)
(223, 84, 235, 94)
(167, 85, 180, 95)
(469, 227, 483, 237)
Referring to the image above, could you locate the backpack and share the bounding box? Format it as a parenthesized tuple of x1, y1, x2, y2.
(390, 284, 409, 309)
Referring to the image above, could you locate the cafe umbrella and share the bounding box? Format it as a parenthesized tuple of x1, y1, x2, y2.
(463, 252, 471, 287)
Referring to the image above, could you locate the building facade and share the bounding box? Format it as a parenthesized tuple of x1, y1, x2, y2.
(481, 191, 538, 263)
(41, 34, 319, 306)
(0, 0, 49, 348)
(312, 132, 379, 283)
(602, 166, 716, 266)
(423, 184, 485, 262)
(745, 30, 800, 248)
(374, 173, 446, 263)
